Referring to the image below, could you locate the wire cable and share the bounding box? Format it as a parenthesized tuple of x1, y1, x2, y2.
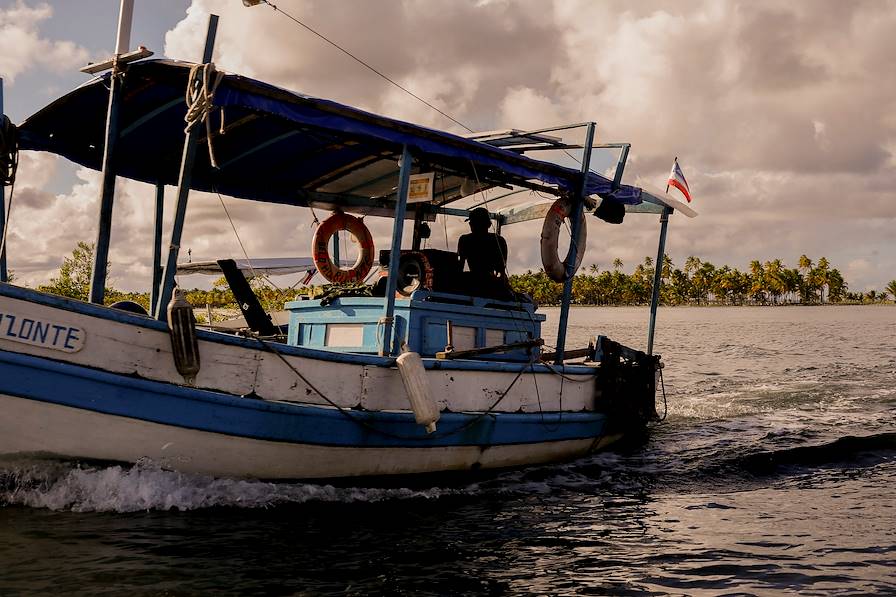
(259, 0, 472, 133)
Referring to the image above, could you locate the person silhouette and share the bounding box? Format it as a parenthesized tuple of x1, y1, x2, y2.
(457, 207, 510, 297)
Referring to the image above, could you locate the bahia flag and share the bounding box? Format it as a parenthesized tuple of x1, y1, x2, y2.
(666, 157, 692, 203)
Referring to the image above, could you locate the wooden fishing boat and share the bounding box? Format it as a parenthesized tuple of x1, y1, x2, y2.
(0, 13, 695, 480)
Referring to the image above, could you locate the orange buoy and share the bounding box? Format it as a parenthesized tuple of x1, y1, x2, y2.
(311, 212, 375, 284)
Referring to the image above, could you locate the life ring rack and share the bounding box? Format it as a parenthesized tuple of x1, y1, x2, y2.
(312, 211, 375, 284)
(540, 198, 588, 283)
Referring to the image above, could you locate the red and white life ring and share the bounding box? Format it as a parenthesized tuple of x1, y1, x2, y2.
(540, 198, 587, 282)
(311, 212, 375, 284)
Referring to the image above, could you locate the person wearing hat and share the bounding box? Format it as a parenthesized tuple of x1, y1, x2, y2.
(458, 207, 511, 297)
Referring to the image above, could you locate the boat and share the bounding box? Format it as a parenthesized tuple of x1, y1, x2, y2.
(0, 12, 695, 480)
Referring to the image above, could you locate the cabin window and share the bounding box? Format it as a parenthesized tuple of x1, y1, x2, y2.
(485, 329, 505, 347)
(452, 326, 477, 351)
(325, 323, 365, 347)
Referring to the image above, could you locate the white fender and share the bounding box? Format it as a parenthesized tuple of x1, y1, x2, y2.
(396, 351, 440, 433)
(540, 198, 587, 282)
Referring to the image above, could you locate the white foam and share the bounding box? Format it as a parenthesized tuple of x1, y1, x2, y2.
(0, 458, 457, 513)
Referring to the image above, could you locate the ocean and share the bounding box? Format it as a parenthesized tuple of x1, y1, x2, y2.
(1, 306, 894, 595)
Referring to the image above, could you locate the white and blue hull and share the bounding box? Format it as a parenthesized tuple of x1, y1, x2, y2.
(0, 284, 624, 479)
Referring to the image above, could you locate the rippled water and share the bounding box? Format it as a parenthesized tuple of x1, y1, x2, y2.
(2, 306, 894, 595)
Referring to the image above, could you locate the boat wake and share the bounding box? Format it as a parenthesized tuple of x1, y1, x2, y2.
(3, 431, 894, 513)
(0, 457, 462, 513)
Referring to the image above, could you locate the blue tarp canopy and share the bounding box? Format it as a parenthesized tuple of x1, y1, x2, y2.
(16, 60, 641, 214)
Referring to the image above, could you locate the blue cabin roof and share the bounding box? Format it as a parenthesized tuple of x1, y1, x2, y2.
(16, 59, 642, 215)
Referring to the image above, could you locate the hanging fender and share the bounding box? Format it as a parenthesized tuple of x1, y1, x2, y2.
(312, 211, 375, 284)
(540, 198, 587, 283)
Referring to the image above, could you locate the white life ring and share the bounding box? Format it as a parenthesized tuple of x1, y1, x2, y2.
(540, 199, 587, 282)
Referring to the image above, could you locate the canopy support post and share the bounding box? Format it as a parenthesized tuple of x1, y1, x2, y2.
(379, 146, 412, 356)
(554, 122, 596, 364)
(154, 14, 219, 321)
(647, 206, 671, 355)
(612, 144, 630, 189)
(0, 77, 7, 283)
(150, 182, 164, 311)
(88, 0, 135, 304)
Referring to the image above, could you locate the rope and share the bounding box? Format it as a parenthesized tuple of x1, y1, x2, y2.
(185, 63, 224, 169)
(254, 334, 535, 441)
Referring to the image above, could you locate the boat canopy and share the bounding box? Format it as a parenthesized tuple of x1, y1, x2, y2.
(16, 60, 642, 217)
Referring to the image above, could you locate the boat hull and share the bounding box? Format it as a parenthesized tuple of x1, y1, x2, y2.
(0, 394, 617, 479)
(0, 283, 642, 479)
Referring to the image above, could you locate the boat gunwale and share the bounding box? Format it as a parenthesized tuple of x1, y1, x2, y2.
(0, 282, 601, 375)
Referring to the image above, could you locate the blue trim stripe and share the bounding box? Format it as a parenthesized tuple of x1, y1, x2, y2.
(0, 349, 607, 449)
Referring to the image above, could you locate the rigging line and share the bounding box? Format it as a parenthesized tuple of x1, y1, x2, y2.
(215, 188, 283, 293)
(260, 0, 473, 133)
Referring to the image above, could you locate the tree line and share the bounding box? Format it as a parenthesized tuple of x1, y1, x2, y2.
(509, 255, 896, 307)
(30, 242, 896, 309)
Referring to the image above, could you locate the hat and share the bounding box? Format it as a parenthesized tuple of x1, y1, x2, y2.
(465, 207, 491, 227)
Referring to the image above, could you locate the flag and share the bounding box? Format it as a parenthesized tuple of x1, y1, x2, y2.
(666, 157, 691, 203)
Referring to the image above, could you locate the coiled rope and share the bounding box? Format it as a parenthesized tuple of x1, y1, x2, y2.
(184, 63, 224, 169)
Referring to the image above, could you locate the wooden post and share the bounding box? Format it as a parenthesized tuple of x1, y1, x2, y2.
(154, 14, 219, 320)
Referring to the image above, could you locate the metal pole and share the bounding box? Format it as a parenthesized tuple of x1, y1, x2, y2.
(115, 0, 134, 55)
(0, 77, 7, 283)
(647, 206, 671, 355)
(612, 144, 630, 190)
(88, 0, 135, 304)
(554, 122, 596, 364)
(150, 182, 164, 310)
(154, 14, 219, 320)
(379, 146, 412, 356)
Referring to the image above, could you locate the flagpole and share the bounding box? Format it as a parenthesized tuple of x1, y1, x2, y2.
(665, 156, 677, 194)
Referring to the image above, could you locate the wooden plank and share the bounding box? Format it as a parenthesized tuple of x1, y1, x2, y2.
(435, 338, 544, 360)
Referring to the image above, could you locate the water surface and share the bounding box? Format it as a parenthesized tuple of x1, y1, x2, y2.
(2, 306, 894, 595)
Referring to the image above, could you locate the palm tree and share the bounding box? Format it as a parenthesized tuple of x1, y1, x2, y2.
(887, 280, 896, 303)
(613, 258, 623, 271)
(827, 269, 847, 303)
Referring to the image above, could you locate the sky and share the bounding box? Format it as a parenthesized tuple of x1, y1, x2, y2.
(0, 0, 894, 293)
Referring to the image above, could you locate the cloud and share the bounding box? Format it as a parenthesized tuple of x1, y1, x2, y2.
(8, 0, 896, 293)
(0, 1, 89, 82)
